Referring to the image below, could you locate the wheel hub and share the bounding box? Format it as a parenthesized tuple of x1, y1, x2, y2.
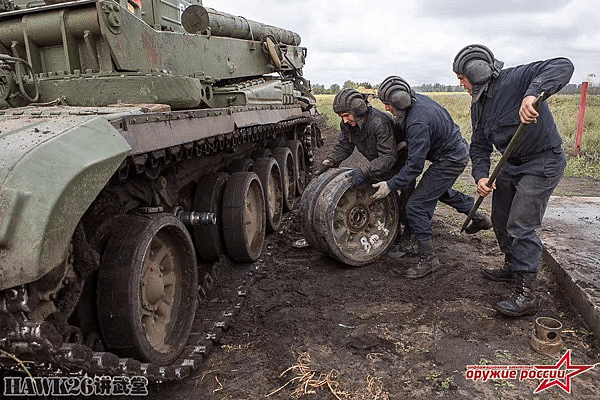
(143, 264, 165, 306)
(139, 237, 177, 347)
(347, 205, 370, 232)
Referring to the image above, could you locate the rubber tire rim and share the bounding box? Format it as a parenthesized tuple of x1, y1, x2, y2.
(97, 213, 198, 364)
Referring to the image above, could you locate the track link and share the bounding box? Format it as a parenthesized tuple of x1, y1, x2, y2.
(0, 254, 257, 383)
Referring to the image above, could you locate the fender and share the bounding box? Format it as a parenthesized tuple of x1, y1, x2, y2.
(0, 114, 131, 290)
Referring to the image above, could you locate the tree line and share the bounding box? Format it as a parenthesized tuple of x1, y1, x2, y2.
(311, 80, 597, 95)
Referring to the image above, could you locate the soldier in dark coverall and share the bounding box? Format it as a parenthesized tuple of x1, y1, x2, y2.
(313, 88, 404, 184)
(371, 76, 492, 279)
(453, 44, 574, 316)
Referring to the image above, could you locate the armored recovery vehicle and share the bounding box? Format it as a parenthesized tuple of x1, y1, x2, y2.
(0, 0, 321, 380)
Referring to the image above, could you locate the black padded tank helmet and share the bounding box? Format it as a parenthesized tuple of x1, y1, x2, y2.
(332, 88, 368, 116)
(452, 44, 503, 85)
(378, 76, 415, 111)
(453, 44, 504, 102)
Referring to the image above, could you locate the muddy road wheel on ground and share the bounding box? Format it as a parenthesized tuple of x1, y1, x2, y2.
(311, 170, 399, 266)
(222, 171, 266, 262)
(253, 157, 284, 233)
(273, 147, 296, 211)
(97, 213, 198, 365)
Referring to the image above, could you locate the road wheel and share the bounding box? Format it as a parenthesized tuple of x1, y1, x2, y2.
(97, 213, 198, 365)
(251, 148, 272, 160)
(253, 157, 283, 232)
(228, 158, 254, 173)
(287, 139, 307, 195)
(222, 172, 266, 262)
(272, 147, 296, 211)
(193, 172, 229, 261)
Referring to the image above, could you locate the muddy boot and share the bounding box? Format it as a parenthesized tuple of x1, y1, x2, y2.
(386, 227, 415, 261)
(405, 239, 440, 279)
(385, 244, 406, 261)
(482, 255, 513, 282)
(465, 211, 493, 234)
(495, 272, 539, 317)
(397, 226, 416, 255)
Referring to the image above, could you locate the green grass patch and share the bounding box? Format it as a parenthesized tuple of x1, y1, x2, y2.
(315, 95, 340, 130)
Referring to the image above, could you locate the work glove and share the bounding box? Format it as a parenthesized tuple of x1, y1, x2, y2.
(347, 169, 367, 187)
(313, 159, 334, 176)
(371, 181, 391, 200)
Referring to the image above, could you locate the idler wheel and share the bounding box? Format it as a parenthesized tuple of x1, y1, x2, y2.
(253, 157, 284, 232)
(97, 214, 197, 365)
(193, 172, 229, 261)
(301, 169, 399, 266)
(273, 147, 296, 211)
(222, 171, 266, 262)
(287, 139, 307, 195)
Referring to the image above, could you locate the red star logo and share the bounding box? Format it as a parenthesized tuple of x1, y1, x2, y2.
(534, 350, 594, 393)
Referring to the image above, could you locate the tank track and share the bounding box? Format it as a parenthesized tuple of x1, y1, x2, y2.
(0, 255, 256, 383)
(0, 108, 319, 383)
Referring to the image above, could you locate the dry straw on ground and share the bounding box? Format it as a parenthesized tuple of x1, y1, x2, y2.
(266, 352, 349, 399)
(267, 352, 390, 399)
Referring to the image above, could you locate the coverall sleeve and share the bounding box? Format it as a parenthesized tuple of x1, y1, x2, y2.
(386, 122, 430, 191)
(361, 120, 398, 181)
(520, 58, 575, 100)
(327, 124, 356, 166)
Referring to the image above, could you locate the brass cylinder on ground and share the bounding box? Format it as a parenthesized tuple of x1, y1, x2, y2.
(530, 317, 564, 358)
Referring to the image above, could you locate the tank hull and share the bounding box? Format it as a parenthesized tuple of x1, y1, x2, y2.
(0, 0, 321, 378)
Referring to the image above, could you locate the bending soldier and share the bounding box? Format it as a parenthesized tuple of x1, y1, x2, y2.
(371, 76, 492, 279)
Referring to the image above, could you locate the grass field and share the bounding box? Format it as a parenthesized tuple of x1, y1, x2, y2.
(315, 93, 600, 179)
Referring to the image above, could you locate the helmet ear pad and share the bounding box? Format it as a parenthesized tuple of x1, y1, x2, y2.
(464, 59, 493, 85)
(388, 89, 413, 111)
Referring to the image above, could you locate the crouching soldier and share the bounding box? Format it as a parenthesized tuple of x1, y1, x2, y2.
(312, 88, 414, 255)
(314, 88, 404, 184)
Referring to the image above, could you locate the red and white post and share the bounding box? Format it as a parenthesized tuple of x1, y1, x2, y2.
(574, 75, 593, 156)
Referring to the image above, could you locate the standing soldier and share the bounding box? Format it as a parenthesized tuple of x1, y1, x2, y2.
(453, 44, 574, 316)
(371, 76, 492, 279)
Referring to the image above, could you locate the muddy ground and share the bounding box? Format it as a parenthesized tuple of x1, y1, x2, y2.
(151, 125, 600, 399)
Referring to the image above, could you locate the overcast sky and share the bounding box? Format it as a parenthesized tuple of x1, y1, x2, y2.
(210, 0, 599, 88)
